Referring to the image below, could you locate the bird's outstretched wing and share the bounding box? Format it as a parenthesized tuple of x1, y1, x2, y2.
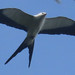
(0, 8, 34, 31)
(28, 40, 34, 68)
(39, 17, 75, 35)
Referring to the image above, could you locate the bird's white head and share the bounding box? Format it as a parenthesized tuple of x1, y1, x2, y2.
(34, 12, 47, 17)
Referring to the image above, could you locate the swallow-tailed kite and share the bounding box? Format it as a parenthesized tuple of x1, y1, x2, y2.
(0, 8, 75, 67)
(55, 0, 61, 4)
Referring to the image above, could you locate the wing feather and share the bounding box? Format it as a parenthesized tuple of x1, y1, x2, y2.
(39, 17, 75, 35)
(0, 8, 34, 31)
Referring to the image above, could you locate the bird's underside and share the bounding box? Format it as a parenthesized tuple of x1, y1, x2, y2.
(0, 8, 75, 67)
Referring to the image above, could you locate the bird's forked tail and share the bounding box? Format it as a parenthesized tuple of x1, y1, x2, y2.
(5, 38, 35, 67)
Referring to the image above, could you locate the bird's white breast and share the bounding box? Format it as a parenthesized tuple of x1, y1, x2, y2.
(27, 14, 46, 38)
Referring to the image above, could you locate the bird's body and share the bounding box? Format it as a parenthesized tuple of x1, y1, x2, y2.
(0, 8, 75, 67)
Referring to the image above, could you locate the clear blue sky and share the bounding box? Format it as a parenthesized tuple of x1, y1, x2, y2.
(0, 0, 75, 75)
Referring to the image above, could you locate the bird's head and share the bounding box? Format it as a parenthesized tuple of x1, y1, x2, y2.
(34, 12, 47, 17)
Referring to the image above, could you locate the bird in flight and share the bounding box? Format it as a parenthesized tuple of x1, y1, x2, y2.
(0, 8, 75, 67)
(55, 0, 61, 4)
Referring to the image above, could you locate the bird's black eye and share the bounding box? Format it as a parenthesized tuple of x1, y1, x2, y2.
(42, 13, 44, 14)
(41, 12, 46, 15)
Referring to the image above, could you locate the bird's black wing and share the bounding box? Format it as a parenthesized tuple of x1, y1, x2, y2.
(39, 17, 75, 35)
(0, 8, 34, 31)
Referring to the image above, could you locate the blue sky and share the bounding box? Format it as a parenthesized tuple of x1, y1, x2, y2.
(0, 0, 75, 75)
